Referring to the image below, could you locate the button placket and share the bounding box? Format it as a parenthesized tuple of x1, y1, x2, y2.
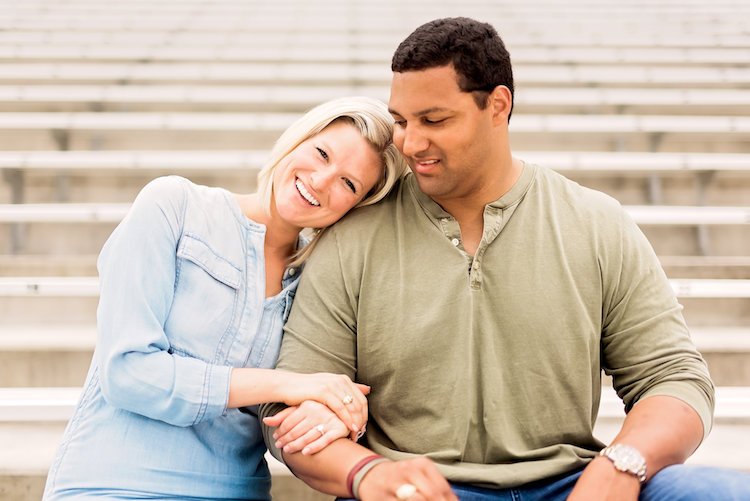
(439, 217, 462, 250)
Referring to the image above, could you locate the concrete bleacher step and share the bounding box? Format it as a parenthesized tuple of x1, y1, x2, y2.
(659, 256, 750, 279)
(3, 150, 749, 212)
(3, 202, 748, 258)
(1, 112, 749, 152)
(3, 255, 750, 282)
(3, 325, 749, 388)
(2, 85, 750, 115)
(2, 41, 749, 66)
(3, 202, 749, 224)
(2, 62, 749, 89)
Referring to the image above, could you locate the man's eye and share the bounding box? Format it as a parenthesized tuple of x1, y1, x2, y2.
(316, 147, 329, 160)
(424, 118, 445, 124)
(344, 178, 356, 193)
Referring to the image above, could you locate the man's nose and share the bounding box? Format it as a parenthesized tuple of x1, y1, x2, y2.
(399, 126, 429, 157)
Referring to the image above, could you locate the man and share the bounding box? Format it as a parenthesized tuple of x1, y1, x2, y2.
(260, 17, 750, 500)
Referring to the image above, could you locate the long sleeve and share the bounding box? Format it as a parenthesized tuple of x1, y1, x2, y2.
(600, 208, 715, 437)
(95, 176, 231, 427)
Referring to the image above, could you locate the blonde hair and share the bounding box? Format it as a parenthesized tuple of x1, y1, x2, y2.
(256, 96, 408, 265)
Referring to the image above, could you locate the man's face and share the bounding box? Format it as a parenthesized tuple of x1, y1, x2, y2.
(388, 64, 498, 205)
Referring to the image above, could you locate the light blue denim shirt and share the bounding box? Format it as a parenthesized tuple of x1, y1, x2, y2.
(44, 176, 302, 500)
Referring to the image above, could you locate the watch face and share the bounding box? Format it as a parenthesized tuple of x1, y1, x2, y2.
(616, 446, 640, 466)
(604, 444, 646, 483)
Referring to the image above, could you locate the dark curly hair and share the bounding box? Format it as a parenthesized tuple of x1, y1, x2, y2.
(391, 17, 514, 119)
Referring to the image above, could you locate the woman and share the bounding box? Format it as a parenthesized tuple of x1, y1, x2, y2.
(43, 96, 408, 500)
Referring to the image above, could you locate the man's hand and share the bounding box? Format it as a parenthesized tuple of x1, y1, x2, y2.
(566, 456, 640, 501)
(358, 456, 458, 501)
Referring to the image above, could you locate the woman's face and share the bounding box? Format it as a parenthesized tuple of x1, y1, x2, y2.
(272, 121, 383, 229)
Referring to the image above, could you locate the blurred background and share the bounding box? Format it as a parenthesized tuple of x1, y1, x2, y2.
(0, 1, 748, 499)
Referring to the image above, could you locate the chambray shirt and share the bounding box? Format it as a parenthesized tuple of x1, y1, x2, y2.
(44, 176, 302, 501)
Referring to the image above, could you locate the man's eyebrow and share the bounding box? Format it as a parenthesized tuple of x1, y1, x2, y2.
(389, 107, 451, 117)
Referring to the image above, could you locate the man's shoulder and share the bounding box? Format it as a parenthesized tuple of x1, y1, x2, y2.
(534, 163, 623, 214)
(331, 175, 410, 229)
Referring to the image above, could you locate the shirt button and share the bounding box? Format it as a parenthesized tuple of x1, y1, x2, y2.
(473, 261, 480, 270)
(451, 238, 460, 246)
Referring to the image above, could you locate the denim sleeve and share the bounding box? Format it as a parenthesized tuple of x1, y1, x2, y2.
(95, 176, 232, 427)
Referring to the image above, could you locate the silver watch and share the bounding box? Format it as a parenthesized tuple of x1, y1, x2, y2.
(599, 444, 647, 484)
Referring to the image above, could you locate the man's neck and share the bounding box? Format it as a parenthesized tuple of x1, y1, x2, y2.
(435, 157, 524, 256)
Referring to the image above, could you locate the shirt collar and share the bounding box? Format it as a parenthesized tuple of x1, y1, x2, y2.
(408, 160, 537, 221)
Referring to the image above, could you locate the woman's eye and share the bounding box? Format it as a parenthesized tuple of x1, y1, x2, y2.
(344, 178, 356, 193)
(316, 147, 329, 160)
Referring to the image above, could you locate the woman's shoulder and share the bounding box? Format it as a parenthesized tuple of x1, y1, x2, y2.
(137, 175, 196, 200)
(134, 175, 226, 213)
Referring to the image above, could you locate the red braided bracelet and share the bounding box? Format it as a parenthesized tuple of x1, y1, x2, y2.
(346, 454, 385, 498)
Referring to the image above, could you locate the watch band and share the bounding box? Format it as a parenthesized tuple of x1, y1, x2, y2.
(599, 444, 647, 484)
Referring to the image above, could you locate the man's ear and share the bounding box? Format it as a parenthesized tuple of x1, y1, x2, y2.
(490, 85, 513, 124)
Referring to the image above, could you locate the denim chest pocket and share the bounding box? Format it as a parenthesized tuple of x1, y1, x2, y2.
(167, 234, 243, 362)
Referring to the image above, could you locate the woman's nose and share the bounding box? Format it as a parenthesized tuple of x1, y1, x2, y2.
(309, 168, 335, 191)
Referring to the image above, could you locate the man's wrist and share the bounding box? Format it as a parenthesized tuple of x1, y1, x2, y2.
(599, 444, 647, 484)
(346, 454, 390, 498)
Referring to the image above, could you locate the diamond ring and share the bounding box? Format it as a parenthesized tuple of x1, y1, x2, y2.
(342, 394, 354, 405)
(313, 424, 325, 436)
(396, 483, 417, 500)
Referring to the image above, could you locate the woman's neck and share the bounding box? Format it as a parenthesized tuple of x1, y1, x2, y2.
(235, 193, 300, 259)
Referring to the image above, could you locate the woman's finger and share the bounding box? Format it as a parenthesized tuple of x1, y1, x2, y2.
(283, 418, 346, 455)
(271, 407, 307, 443)
(275, 416, 318, 449)
(262, 405, 296, 429)
(356, 383, 371, 395)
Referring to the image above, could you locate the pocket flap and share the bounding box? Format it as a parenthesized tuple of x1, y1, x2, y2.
(177, 234, 242, 289)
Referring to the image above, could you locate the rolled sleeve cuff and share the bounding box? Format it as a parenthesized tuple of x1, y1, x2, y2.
(639, 381, 715, 440)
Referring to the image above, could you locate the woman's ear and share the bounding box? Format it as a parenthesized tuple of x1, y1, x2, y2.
(490, 85, 513, 125)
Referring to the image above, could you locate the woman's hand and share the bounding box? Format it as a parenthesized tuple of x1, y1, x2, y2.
(263, 400, 360, 455)
(274, 371, 369, 435)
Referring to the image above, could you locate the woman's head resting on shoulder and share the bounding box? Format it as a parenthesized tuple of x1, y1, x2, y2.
(257, 96, 408, 264)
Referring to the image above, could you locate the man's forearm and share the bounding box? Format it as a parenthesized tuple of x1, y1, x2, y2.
(568, 395, 705, 500)
(282, 438, 377, 497)
(610, 394, 704, 478)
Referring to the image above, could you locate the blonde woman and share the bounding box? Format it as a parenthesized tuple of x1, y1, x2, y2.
(43, 96, 408, 501)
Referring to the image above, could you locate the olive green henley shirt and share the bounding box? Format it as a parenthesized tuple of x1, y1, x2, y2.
(261, 162, 713, 488)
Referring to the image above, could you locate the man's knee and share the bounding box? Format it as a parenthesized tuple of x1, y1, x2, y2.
(642, 464, 750, 501)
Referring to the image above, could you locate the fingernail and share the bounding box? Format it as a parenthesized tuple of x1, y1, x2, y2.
(351, 424, 358, 431)
(274, 441, 281, 449)
(272, 433, 278, 440)
(302, 447, 310, 455)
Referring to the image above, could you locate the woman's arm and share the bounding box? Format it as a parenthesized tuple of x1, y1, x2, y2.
(228, 368, 369, 437)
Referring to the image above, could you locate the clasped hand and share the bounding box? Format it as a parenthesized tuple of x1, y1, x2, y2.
(263, 371, 369, 455)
